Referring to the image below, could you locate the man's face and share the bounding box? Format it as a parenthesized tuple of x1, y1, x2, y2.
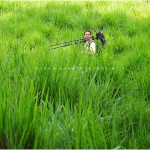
(84, 32, 91, 41)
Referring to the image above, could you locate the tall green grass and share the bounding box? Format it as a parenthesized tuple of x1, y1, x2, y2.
(0, 1, 150, 149)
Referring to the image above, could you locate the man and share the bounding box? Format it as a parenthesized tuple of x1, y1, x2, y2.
(83, 30, 96, 55)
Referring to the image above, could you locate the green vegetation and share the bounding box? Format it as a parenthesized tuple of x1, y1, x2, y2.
(0, 1, 150, 149)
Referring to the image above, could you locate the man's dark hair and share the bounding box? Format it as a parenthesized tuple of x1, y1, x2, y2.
(84, 30, 92, 35)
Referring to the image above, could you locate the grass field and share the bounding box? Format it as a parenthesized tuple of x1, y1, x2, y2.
(0, 1, 150, 149)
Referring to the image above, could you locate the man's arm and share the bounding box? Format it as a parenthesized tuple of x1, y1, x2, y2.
(89, 42, 96, 54)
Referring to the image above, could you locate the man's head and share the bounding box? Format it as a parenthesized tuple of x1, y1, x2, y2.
(84, 30, 92, 41)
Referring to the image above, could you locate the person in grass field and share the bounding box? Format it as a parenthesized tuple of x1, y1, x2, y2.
(83, 30, 96, 55)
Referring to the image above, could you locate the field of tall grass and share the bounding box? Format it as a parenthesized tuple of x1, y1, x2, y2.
(0, 1, 150, 149)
